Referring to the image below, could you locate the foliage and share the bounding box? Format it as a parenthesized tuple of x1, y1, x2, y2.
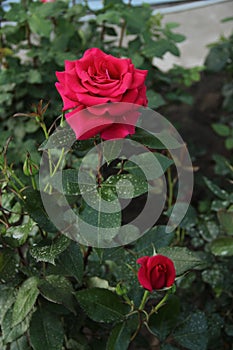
(0, 1, 233, 350)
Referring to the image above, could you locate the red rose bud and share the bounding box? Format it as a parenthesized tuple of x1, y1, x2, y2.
(137, 255, 176, 291)
(55, 48, 148, 140)
(23, 153, 39, 176)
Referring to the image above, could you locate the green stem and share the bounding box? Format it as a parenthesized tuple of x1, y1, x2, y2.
(3, 168, 24, 197)
(130, 312, 141, 342)
(40, 121, 53, 182)
(149, 288, 172, 317)
(9, 170, 25, 189)
(167, 166, 173, 209)
(31, 175, 37, 190)
(51, 148, 65, 176)
(181, 228, 185, 241)
(44, 148, 65, 193)
(138, 290, 150, 311)
(40, 122, 49, 140)
(118, 20, 126, 49)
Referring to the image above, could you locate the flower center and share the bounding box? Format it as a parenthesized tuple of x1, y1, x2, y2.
(156, 264, 167, 272)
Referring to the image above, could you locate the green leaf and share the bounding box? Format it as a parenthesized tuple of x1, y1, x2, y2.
(30, 307, 64, 350)
(210, 237, 233, 257)
(78, 200, 121, 247)
(128, 36, 142, 53)
(211, 199, 229, 212)
(167, 41, 180, 56)
(51, 18, 75, 51)
(25, 120, 40, 134)
(178, 204, 197, 230)
(28, 14, 53, 38)
(10, 335, 31, 350)
(5, 219, 37, 247)
(212, 123, 230, 137)
(131, 52, 144, 67)
(104, 173, 148, 199)
(217, 209, 233, 235)
(149, 295, 180, 341)
(27, 70, 42, 84)
(30, 235, 70, 265)
(87, 276, 114, 290)
(50, 167, 99, 197)
(203, 177, 229, 200)
(157, 247, 203, 275)
(166, 91, 193, 105)
(0, 248, 19, 281)
(12, 277, 39, 327)
(72, 138, 95, 154)
(221, 16, 233, 22)
(201, 266, 224, 295)
(123, 6, 151, 34)
(106, 316, 138, 350)
(76, 288, 129, 323)
(198, 221, 219, 242)
(65, 338, 90, 350)
(125, 152, 173, 180)
(205, 44, 230, 72)
(131, 128, 165, 149)
(0, 286, 15, 324)
(161, 345, 179, 350)
(142, 39, 171, 58)
(212, 154, 232, 176)
(38, 275, 76, 313)
(22, 189, 58, 232)
(104, 0, 123, 5)
(134, 226, 175, 254)
(96, 10, 121, 25)
(103, 139, 123, 163)
(165, 22, 180, 29)
(29, 1, 67, 18)
(39, 126, 75, 150)
(131, 127, 182, 149)
(4, 3, 28, 22)
(174, 311, 208, 350)
(147, 90, 166, 109)
(55, 242, 83, 284)
(225, 137, 233, 150)
(2, 307, 31, 344)
(168, 32, 186, 43)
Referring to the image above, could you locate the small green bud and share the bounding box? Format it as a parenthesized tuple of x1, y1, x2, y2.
(116, 282, 128, 296)
(23, 152, 39, 176)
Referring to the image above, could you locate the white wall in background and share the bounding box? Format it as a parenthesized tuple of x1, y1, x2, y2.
(153, 2, 233, 71)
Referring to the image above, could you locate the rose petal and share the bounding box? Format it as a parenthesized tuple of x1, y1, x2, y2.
(65, 107, 114, 140)
(101, 123, 135, 140)
(137, 255, 176, 291)
(55, 48, 148, 140)
(55, 82, 79, 111)
(164, 259, 176, 287)
(137, 256, 153, 291)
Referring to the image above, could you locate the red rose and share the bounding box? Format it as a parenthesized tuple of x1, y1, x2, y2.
(137, 255, 176, 291)
(55, 48, 148, 140)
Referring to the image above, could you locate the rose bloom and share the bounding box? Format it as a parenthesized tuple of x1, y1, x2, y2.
(55, 48, 148, 140)
(41, 0, 55, 3)
(137, 255, 176, 291)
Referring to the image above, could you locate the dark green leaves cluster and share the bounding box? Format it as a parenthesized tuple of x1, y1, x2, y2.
(0, 1, 233, 349)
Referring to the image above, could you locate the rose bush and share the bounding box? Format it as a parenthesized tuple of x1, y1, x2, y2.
(137, 254, 176, 291)
(55, 48, 148, 140)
